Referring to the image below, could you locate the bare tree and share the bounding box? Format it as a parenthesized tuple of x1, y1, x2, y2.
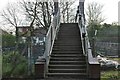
(0, 3, 27, 76)
(86, 2, 105, 25)
(1, 3, 22, 41)
(60, 0, 77, 23)
(20, 0, 53, 31)
(1, 0, 54, 39)
(1, 0, 54, 76)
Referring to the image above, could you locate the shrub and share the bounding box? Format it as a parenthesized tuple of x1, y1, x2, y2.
(2, 51, 27, 77)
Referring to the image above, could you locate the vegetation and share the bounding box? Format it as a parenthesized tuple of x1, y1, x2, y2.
(101, 70, 119, 80)
(2, 51, 27, 77)
(0, 54, 2, 73)
(86, 1, 105, 26)
(2, 33, 28, 77)
(2, 33, 16, 48)
(86, 2, 119, 79)
(88, 23, 119, 43)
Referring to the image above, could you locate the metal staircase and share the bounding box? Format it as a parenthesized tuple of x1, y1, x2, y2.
(47, 23, 87, 79)
(35, 0, 100, 80)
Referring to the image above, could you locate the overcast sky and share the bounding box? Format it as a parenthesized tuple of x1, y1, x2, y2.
(0, 0, 119, 24)
(85, 0, 120, 24)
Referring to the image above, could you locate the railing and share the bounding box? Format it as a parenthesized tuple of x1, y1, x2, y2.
(35, 8, 60, 78)
(77, 2, 100, 79)
(44, 8, 60, 73)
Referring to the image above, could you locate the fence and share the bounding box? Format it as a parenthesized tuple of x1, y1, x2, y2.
(95, 42, 119, 57)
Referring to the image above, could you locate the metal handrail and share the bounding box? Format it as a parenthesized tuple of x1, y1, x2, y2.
(78, 15, 86, 56)
(43, 9, 60, 73)
(77, 7, 99, 64)
(77, 1, 100, 79)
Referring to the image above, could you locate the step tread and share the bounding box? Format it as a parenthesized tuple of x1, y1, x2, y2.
(49, 64, 86, 66)
(47, 73, 87, 75)
(50, 58, 85, 61)
(52, 49, 82, 51)
(51, 55, 83, 57)
(50, 61, 85, 63)
(50, 57, 85, 59)
(49, 69, 86, 71)
(52, 52, 82, 54)
(51, 54, 83, 56)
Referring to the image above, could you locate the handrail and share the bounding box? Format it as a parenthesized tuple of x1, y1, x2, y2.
(43, 9, 60, 73)
(78, 14, 86, 56)
(77, 1, 100, 79)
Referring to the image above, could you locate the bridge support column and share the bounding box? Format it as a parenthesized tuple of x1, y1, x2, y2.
(35, 57, 46, 79)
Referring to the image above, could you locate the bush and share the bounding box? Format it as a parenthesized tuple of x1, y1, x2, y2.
(3, 51, 27, 77)
(2, 34, 16, 47)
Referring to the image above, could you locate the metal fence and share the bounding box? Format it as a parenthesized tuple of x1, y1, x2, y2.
(95, 42, 119, 57)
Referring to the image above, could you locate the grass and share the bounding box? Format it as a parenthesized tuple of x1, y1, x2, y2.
(101, 70, 118, 78)
(108, 57, 120, 62)
(101, 57, 120, 80)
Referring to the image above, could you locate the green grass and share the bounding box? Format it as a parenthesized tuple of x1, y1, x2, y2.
(101, 70, 119, 80)
(108, 58, 120, 61)
(100, 57, 120, 80)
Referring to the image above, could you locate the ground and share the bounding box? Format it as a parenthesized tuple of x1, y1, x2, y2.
(101, 57, 120, 80)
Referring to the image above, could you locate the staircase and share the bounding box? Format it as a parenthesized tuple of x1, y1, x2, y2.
(47, 23, 87, 79)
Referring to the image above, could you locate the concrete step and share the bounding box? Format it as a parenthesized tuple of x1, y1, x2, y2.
(60, 23, 78, 27)
(48, 64, 86, 69)
(56, 40, 81, 42)
(58, 31, 80, 34)
(53, 46, 82, 49)
(52, 48, 81, 51)
(52, 49, 82, 53)
(54, 42, 81, 45)
(59, 30, 79, 32)
(51, 52, 83, 55)
(50, 57, 85, 61)
(53, 44, 81, 46)
(51, 54, 83, 57)
(49, 69, 86, 73)
(58, 34, 80, 36)
(47, 73, 87, 78)
(45, 77, 88, 80)
(52, 49, 82, 51)
(57, 35, 80, 37)
(49, 61, 86, 65)
(57, 38, 80, 40)
(56, 37, 81, 42)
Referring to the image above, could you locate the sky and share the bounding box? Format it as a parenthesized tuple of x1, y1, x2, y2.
(84, 0, 120, 24)
(0, 0, 119, 24)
